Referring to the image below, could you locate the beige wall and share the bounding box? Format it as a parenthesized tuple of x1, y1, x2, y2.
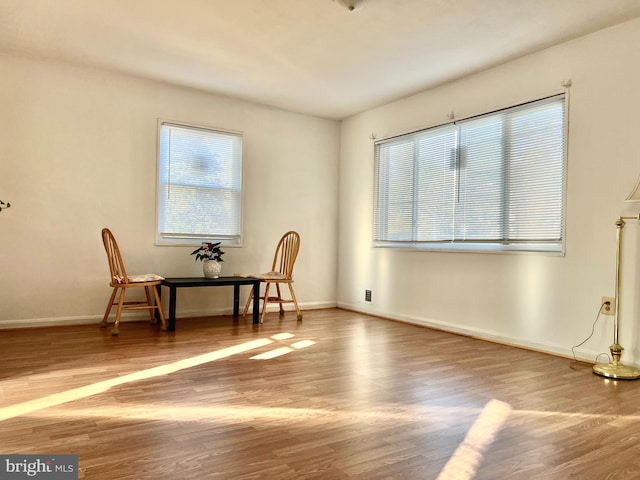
(3, 17, 640, 368)
(338, 18, 640, 365)
(0, 53, 339, 326)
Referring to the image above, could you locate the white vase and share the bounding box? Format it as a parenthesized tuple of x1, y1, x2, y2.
(203, 260, 222, 279)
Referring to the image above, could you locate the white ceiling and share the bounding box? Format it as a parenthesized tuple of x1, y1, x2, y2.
(2, 0, 640, 119)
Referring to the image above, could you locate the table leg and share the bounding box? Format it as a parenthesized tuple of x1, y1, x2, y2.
(168, 286, 177, 331)
(252, 281, 260, 325)
(233, 284, 240, 317)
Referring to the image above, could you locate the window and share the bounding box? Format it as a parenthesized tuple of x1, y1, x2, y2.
(156, 121, 243, 246)
(373, 94, 566, 253)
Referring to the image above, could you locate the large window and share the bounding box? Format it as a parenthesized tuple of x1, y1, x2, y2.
(156, 121, 243, 246)
(374, 94, 566, 253)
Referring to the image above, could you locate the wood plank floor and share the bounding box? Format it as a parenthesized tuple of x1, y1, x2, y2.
(2, 308, 640, 479)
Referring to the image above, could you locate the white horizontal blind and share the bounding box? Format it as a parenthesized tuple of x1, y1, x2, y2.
(157, 122, 243, 245)
(415, 125, 458, 241)
(374, 94, 566, 252)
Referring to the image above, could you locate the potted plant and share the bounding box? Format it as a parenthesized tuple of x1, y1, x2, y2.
(191, 242, 225, 278)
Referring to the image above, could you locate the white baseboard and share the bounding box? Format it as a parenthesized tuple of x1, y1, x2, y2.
(337, 301, 609, 366)
(0, 315, 106, 329)
(0, 301, 337, 330)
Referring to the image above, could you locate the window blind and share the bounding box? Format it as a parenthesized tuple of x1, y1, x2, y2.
(157, 122, 243, 245)
(373, 94, 566, 253)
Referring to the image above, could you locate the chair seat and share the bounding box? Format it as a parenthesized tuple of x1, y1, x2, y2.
(251, 271, 287, 281)
(121, 273, 164, 283)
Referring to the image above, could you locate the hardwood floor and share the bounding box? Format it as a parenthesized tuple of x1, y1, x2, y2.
(2, 308, 640, 479)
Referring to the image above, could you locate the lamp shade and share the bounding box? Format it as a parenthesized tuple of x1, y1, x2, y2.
(626, 177, 640, 202)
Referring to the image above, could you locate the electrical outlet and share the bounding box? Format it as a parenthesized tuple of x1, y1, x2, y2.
(601, 296, 615, 316)
(365, 290, 372, 302)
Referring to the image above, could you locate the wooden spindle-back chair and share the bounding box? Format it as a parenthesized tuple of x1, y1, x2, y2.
(100, 228, 167, 335)
(243, 231, 302, 323)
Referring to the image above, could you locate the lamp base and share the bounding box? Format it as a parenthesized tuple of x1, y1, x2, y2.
(592, 343, 640, 379)
(593, 362, 640, 380)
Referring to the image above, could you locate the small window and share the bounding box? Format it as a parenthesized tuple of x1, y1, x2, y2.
(373, 94, 566, 253)
(156, 121, 243, 246)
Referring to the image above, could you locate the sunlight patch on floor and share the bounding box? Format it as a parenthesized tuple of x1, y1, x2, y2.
(436, 399, 512, 480)
(0, 332, 320, 422)
(271, 333, 295, 340)
(0, 337, 275, 421)
(250, 338, 316, 359)
(9, 395, 634, 427)
(4, 400, 504, 425)
(250, 347, 294, 359)
(291, 340, 316, 349)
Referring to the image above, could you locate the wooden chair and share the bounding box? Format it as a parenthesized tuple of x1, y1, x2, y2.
(243, 231, 302, 323)
(99, 228, 167, 335)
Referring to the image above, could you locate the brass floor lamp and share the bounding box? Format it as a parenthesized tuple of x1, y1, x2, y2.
(593, 179, 640, 379)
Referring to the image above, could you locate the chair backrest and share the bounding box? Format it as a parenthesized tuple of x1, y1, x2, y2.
(102, 228, 129, 284)
(271, 231, 300, 279)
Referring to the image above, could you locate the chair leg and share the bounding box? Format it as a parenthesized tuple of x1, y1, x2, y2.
(152, 285, 168, 331)
(242, 286, 255, 317)
(113, 287, 126, 335)
(275, 283, 284, 315)
(144, 286, 155, 321)
(288, 283, 302, 321)
(100, 287, 118, 328)
(260, 282, 271, 324)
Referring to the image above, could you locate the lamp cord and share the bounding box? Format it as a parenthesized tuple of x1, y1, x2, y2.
(570, 301, 611, 370)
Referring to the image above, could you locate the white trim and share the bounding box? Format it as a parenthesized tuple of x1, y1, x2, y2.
(0, 301, 337, 330)
(373, 93, 567, 254)
(154, 118, 244, 247)
(375, 86, 568, 144)
(336, 301, 618, 367)
(0, 314, 106, 329)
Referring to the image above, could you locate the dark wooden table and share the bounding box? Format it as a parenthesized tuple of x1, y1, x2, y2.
(160, 276, 261, 330)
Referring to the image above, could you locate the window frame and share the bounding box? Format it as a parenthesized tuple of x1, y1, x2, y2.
(155, 119, 244, 247)
(373, 94, 568, 254)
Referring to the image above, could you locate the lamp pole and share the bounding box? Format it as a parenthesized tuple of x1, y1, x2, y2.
(593, 215, 640, 379)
